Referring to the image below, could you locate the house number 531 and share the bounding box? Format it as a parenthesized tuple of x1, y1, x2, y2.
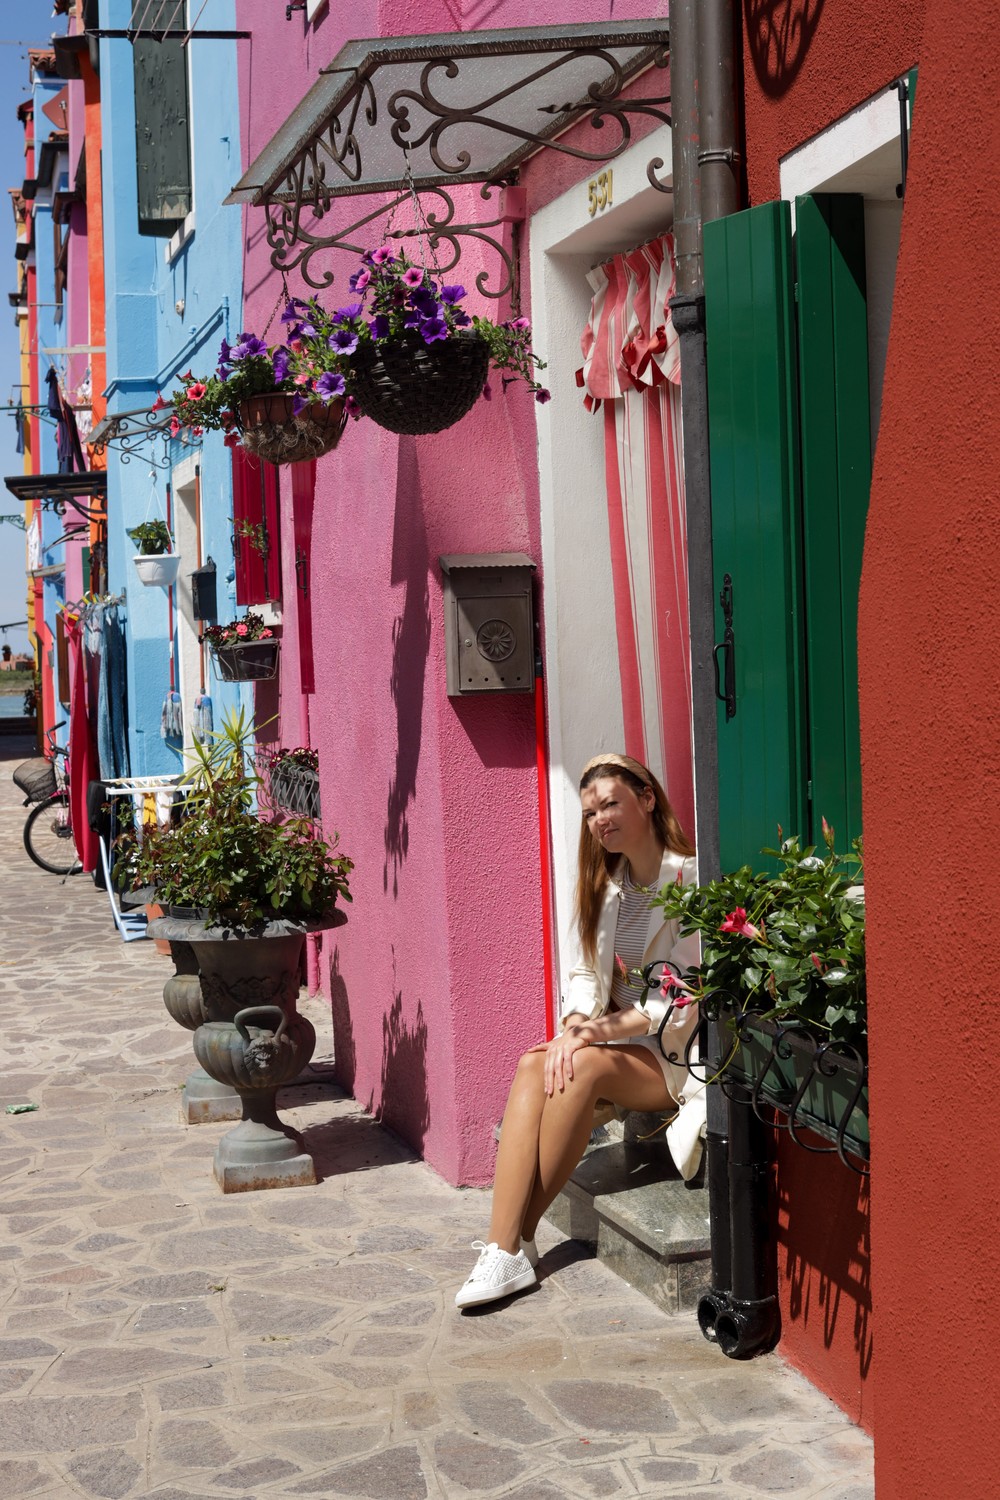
(587, 169, 613, 217)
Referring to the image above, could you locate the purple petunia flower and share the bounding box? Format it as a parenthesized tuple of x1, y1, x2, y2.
(410, 286, 438, 312)
(292, 393, 309, 416)
(329, 328, 359, 355)
(535, 388, 552, 404)
(232, 334, 268, 362)
(402, 267, 425, 288)
(402, 310, 423, 331)
(511, 316, 531, 332)
(451, 309, 471, 327)
(349, 267, 372, 292)
(335, 302, 364, 322)
(218, 337, 231, 369)
(344, 394, 361, 418)
(316, 371, 346, 400)
(272, 348, 291, 384)
(280, 301, 304, 324)
(440, 284, 466, 304)
(370, 314, 391, 340)
(421, 317, 449, 344)
(482, 381, 492, 402)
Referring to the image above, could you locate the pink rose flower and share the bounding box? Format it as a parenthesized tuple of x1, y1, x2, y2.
(261, 628, 272, 638)
(235, 623, 249, 637)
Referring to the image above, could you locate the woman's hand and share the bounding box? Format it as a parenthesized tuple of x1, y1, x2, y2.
(530, 1023, 596, 1097)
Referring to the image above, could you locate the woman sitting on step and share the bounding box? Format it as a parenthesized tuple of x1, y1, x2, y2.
(456, 752, 706, 1310)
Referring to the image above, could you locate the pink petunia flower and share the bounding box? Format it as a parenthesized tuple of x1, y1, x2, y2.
(402, 267, 424, 288)
(720, 907, 762, 940)
(289, 338, 304, 353)
(511, 316, 531, 331)
(370, 245, 395, 265)
(186, 382, 206, 401)
(169, 416, 181, 437)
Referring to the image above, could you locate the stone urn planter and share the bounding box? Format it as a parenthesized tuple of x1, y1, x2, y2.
(161, 940, 241, 1125)
(149, 911, 347, 1191)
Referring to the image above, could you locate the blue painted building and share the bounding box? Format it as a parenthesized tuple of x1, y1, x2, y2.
(99, 0, 247, 773)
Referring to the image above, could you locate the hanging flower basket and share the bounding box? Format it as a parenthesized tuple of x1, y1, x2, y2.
(133, 553, 182, 588)
(211, 639, 280, 682)
(237, 393, 347, 466)
(350, 331, 491, 435)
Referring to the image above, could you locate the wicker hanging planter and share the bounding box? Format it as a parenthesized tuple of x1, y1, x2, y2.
(237, 393, 346, 466)
(211, 639, 280, 682)
(350, 331, 490, 435)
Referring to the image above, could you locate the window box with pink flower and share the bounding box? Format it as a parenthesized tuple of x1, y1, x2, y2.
(203, 613, 279, 682)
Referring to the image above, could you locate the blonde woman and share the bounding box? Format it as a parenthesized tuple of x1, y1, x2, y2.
(456, 754, 706, 1309)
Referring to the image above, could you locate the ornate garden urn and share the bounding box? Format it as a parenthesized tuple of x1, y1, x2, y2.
(161, 940, 241, 1125)
(149, 911, 346, 1192)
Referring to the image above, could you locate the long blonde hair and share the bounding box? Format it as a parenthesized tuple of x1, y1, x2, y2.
(574, 754, 694, 965)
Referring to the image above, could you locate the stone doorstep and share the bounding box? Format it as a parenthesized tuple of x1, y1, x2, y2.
(494, 1116, 712, 1316)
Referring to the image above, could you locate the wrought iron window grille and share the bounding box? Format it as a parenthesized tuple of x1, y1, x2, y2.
(261, 756, 322, 823)
(227, 24, 673, 299)
(645, 964, 870, 1177)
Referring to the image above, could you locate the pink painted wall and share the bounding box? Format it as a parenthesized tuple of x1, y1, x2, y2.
(236, 0, 659, 1182)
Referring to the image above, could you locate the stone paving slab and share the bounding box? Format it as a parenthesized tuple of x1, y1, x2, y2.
(0, 745, 874, 1498)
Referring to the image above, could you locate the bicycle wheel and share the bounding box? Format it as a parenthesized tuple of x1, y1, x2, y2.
(23, 792, 80, 875)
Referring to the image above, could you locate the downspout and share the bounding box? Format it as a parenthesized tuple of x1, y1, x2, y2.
(669, 0, 780, 1360)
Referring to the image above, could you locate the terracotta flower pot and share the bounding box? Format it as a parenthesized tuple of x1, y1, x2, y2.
(237, 392, 346, 465)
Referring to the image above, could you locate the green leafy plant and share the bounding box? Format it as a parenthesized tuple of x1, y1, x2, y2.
(652, 823, 866, 1050)
(234, 519, 268, 559)
(114, 709, 352, 928)
(127, 520, 172, 555)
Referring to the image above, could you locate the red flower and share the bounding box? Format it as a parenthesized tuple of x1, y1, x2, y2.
(186, 382, 206, 401)
(720, 907, 761, 940)
(223, 432, 240, 447)
(150, 393, 168, 412)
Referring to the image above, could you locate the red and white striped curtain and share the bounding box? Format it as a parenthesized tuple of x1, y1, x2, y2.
(578, 235, 694, 837)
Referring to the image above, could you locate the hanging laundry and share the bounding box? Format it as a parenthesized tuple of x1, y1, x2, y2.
(192, 692, 214, 744)
(160, 689, 183, 740)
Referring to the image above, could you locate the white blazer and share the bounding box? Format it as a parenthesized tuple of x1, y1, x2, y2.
(560, 848, 707, 1179)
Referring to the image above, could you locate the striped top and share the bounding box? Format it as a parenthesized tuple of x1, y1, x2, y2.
(608, 864, 657, 1017)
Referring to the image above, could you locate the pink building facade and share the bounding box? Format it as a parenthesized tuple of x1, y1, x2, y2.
(235, 1, 686, 1185)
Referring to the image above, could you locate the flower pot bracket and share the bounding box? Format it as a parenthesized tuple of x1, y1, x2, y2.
(701, 993, 870, 1175)
(225, 22, 671, 294)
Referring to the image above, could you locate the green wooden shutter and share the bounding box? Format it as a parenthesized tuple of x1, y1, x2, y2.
(705, 200, 807, 871)
(795, 194, 870, 854)
(133, 38, 192, 237)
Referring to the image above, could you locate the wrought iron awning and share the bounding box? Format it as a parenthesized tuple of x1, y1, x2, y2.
(225, 22, 671, 295)
(89, 406, 176, 468)
(4, 471, 107, 522)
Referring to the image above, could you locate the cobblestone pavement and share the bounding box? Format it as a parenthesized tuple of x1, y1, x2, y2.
(0, 739, 874, 1499)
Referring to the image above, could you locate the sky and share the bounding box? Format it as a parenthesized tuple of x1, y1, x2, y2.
(0, 1, 73, 655)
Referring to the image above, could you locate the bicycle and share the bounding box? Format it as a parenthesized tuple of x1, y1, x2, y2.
(14, 721, 81, 876)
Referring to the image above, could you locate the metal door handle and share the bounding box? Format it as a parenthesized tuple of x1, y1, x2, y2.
(714, 573, 736, 720)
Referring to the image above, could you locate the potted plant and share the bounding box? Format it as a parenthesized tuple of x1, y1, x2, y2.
(117, 711, 353, 1190)
(202, 611, 279, 682)
(651, 823, 868, 1164)
(265, 745, 320, 820)
(157, 248, 548, 454)
(127, 520, 181, 587)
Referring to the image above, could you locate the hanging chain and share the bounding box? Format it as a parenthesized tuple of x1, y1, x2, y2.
(261, 272, 292, 337)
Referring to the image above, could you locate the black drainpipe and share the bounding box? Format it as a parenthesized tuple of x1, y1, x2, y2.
(669, 0, 780, 1360)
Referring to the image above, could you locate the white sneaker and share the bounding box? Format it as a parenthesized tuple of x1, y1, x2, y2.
(520, 1238, 539, 1268)
(455, 1240, 538, 1309)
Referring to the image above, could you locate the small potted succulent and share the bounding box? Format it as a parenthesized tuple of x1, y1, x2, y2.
(653, 824, 868, 1162)
(157, 247, 548, 456)
(202, 611, 279, 682)
(127, 520, 181, 587)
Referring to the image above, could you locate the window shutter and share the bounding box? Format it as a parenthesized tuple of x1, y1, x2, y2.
(290, 461, 315, 694)
(705, 200, 807, 871)
(133, 38, 192, 237)
(795, 193, 870, 854)
(262, 462, 282, 604)
(231, 447, 267, 607)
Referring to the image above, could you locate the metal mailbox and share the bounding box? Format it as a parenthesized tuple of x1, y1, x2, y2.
(190, 557, 217, 622)
(440, 552, 536, 696)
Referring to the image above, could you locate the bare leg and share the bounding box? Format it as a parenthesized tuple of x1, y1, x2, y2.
(488, 1051, 547, 1253)
(520, 1046, 672, 1242)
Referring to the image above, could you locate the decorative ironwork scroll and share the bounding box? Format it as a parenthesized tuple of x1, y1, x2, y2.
(90, 407, 175, 469)
(265, 183, 520, 300)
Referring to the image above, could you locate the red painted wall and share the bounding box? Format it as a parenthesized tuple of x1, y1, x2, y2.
(775, 1140, 872, 1432)
(742, 1, 923, 205)
(858, 2, 1000, 1493)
